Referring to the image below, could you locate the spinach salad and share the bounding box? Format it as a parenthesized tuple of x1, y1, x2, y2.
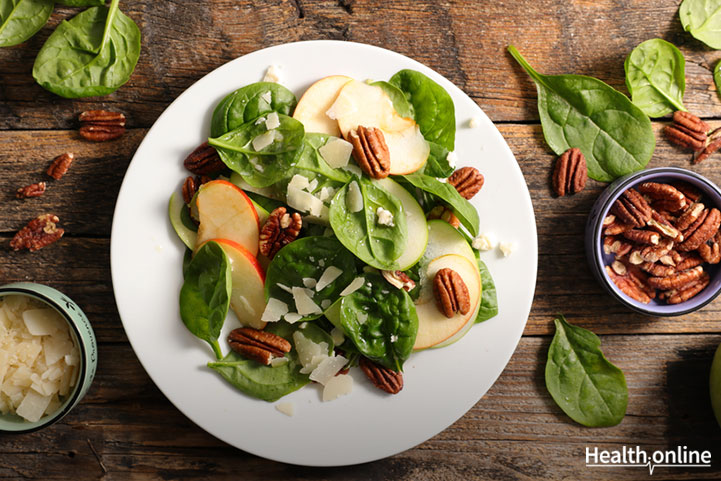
(169, 69, 499, 403)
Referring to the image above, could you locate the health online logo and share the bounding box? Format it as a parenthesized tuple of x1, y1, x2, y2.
(586, 446, 712, 475)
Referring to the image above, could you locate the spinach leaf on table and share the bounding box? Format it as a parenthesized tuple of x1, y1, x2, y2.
(401, 172, 479, 237)
(508, 45, 655, 182)
(338, 273, 418, 371)
(208, 113, 305, 188)
(389, 69, 456, 151)
(208, 321, 309, 402)
(265, 236, 357, 322)
(680, 0, 721, 50)
(0, 0, 54, 48)
(545, 315, 628, 427)
(625, 38, 686, 118)
(32, 0, 141, 98)
(329, 176, 408, 270)
(179, 241, 232, 360)
(210, 82, 297, 137)
(475, 258, 498, 323)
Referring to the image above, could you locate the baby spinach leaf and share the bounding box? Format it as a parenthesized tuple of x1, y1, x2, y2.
(210, 82, 298, 137)
(338, 273, 418, 371)
(287, 133, 352, 188)
(545, 315, 628, 427)
(207, 321, 309, 402)
(33, 0, 141, 98)
(401, 172, 479, 236)
(208, 114, 305, 188)
(475, 258, 498, 323)
(624, 38, 686, 118)
(389, 69, 456, 151)
(179, 241, 231, 359)
(420, 141, 454, 178)
(329, 176, 408, 270)
(265, 236, 357, 322)
(0, 0, 54, 47)
(371, 80, 415, 118)
(57, 0, 106, 5)
(508, 45, 655, 182)
(680, 0, 721, 50)
(715, 60, 721, 99)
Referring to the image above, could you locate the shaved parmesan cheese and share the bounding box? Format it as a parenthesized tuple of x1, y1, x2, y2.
(276, 283, 293, 294)
(284, 312, 302, 324)
(302, 278, 317, 289)
(292, 287, 322, 316)
(255, 116, 267, 125)
(275, 402, 294, 416)
(316, 266, 343, 292)
(319, 138, 353, 168)
(318, 186, 337, 202)
(270, 357, 289, 367)
(310, 355, 348, 385)
(307, 178, 318, 193)
(347, 181, 363, 213)
(248, 156, 265, 172)
(22, 309, 62, 336)
(288, 174, 310, 191)
(252, 130, 276, 152)
(293, 332, 329, 374)
(356, 312, 368, 324)
(260, 91, 272, 104)
(322, 374, 353, 401)
(320, 299, 331, 310)
(261, 298, 288, 323)
(287, 186, 325, 216)
(340, 277, 365, 296)
(330, 327, 345, 345)
(265, 111, 280, 130)
(16, 390, 51, 423)
(262, 65, 282, 83)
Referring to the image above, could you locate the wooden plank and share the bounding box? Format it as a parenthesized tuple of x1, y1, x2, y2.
(1, 0, 719, 130)
(1, 335, 719, 479)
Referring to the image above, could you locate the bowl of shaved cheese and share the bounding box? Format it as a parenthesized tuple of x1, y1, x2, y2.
(0, 283, 96, 433)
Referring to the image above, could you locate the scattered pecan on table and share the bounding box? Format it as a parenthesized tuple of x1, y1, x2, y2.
(10, 214, 64, 252)
(664, 111, 721, 164)
(552, 148, 587, 197)
(78, 110, 126, 142)
(46, 152, 74, 180)
(16, 182, 46, 199)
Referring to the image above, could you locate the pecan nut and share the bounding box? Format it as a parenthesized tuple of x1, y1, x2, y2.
(670, 181, 702, 203)
(664, 111, 709, 152)
(381, 270, 416, 291)
(433, 268, 471, 318)
(78, 110, 125, 142)
(663, 273, 710, 304)
(622, 229, 659, 245)
(552, 148, 587, 196)
(182, 176, 198, 205)
(698, 230, 721, 264)
(637, 182, 686, 212)
(605, 265, 651, 304)
(647, 266, 704, 290)
(674, 252, 704, 271)
(679, 208, 721, 252)
(448, 166, 484, 199)
(694, 129, 721, 164)
(259, 207, 302, 259)
(79, 110, 126, 126)
(675, 202, 705, 231)
(183, 141, 225, 176)
(10, 214, 64, 251)
(46, 152, 74, 180)
(359, 357, 403, 394)
(16, 182, 46, 199)
(610, 188, 652, 227)
(348, 126, 390, 179)
(427, 206, 460, 229)
(228, 327, 291, 365)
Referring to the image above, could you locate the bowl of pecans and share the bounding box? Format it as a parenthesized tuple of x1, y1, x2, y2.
(586, 167, 721, 316)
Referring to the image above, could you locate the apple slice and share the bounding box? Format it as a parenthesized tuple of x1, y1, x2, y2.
(195, 180, 260, 256)
(293, 75, 353, 136)
(168, 192, 197, 250)
(327, 80, 430, 175)
(372, 177, 428, 270)
(211, 238, 267, 330)
(413, 254, 481, 350)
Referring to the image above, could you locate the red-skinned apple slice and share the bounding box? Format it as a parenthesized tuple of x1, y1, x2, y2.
(195, 180, 260, 256)
(293, 75, 353, 136)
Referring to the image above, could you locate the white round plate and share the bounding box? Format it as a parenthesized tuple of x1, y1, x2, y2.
(111, 40, 537, 466)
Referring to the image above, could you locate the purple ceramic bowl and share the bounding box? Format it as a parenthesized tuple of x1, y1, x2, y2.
(586, 167, 721, 316)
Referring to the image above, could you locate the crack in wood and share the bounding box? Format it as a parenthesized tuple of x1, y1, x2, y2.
(338, 0, 353, 14)
(87, 439, 108, 475)
(290, 0, 305, 19)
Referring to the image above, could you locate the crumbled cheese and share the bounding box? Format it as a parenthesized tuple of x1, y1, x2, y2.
(248, 156, 264, 172)
(254, 116, 266, 125)
(265, 111, 280, 130)
(287, 186, 325, 216)
(292, 287, 322, 316)
(262, 64, 282, 83)
(260, 91, 272, 104)
(330, 327, 345, 345)
(340, 277, 365, 296)
(285, 312, 302, 324)
(390, 334, 398, 343)
(446, 151, 458, 168)
(376, 207, 394, 227)
(321, 299, 331, 310)
(468, 117, 482, 128)
(318, 138, 353, 168)
(302, 278, 317, 289)
(261, 298, 288, 322)
(318, 259, 325, 267)
(347, 181, 364, 213)
(316, 266, 343, 292)
(472, 232, 497, 251)
(275, 402, 294, 416)
(309, 355, 348, 385)
(499, 241, 516, 257)
(322, 374, 353, 401)
(318, 187, 337, 202)
(252, 130, 276, 152)
(288, 174, 310, 191)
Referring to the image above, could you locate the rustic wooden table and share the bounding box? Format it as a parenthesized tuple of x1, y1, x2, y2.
(2, 1, 721, 479)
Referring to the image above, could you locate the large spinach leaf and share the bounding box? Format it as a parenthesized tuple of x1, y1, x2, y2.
(401, 172, 479, 237)
(420, 141, 454, 178)
(265, 236, 357, 322)
(208, 114, 305, 188)
(0, 0, 54, 47)
(508, 46, 655, 182)
(210, 82, 297, 137)
(207, 321, 309, 402)
(389, 69, 456, 151)
(179, 241, 231, 359)
(475, 258, 498, 323)
(545, 315, 628, 427)
(680, 0, 721, 49)
(624, 38, 686, 118)
(33, 0, 141, 98)
(338, 273, 418, 371)
(329, 176, 408, 270)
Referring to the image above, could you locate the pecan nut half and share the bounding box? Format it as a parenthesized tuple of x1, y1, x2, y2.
(348, 126, 390, 179)
(427, 205, 460, 229)
(183, 141, 225, 176)
(10, 214, 64, 251)
(637, 182, 686, 212)
(16, 182, 46, 199)
(78, 110, 126, 141)
(228, 327, 291, 365)
(694, 129, 721, 164)
(610, 188, 652, 227)
(433, 268, 471, 318)
(647, 265, 705, 290)
(259, 207, 302, 259)
(448, 166, 484, 199)
(664, 111, 709, 152)
(664, 273, 710, 304)
(552, 148, 587, 196)
(79, 110, 126, 126)
(46, 152, 74, 180)
(605, 265, 651, 304)
(359, 357, 403, 394)
(381, 270, 416, 291)
(698, 230, 721, 264)
(678, 208, 721, 252)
